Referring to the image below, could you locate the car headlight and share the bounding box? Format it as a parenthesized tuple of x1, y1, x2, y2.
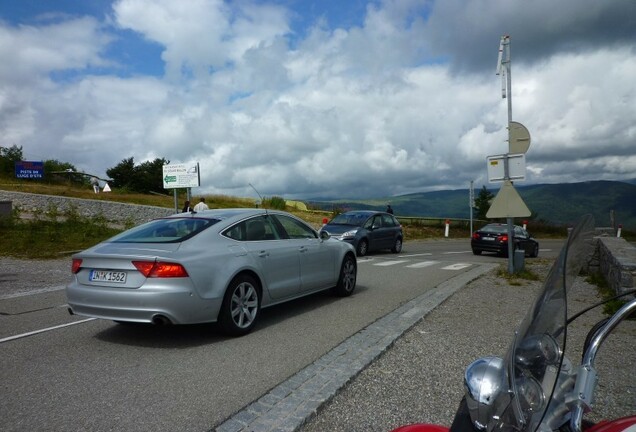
(341, 229, 358, 239)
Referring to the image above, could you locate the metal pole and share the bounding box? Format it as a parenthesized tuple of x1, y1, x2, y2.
(469, 180, 474, 237)
(503, 36, 515, 274)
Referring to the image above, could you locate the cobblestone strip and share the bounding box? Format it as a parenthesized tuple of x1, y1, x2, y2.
(213, 264, 496, 432)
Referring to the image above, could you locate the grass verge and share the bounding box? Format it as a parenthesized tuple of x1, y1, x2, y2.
(0, 211, 121, 259)
(585, 271, 634, 318)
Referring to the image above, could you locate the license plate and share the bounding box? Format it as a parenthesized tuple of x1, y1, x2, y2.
(483, 237, 495, 241)
(89, 270, 127, 283)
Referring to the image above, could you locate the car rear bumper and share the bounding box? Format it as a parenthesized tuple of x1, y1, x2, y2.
(66, 282, 222, 325)
(471, 241, 507, 254)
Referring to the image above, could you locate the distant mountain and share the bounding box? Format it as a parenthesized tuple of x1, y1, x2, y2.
(308, 180, 636, 229)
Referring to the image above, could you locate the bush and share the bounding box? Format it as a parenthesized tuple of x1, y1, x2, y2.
(265, 196, 286, 210)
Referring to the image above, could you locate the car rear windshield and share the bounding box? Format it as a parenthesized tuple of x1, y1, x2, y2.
(330, 212, 370, 227)
(108, 217, 219, 243)
(480, 224, 506, 233)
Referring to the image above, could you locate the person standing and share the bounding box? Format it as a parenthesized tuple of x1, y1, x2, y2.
(90, 177, 100, 194)
(182, 200, 192, 212)
(386, 204, 394, 214)
(193, 197, 209, 212)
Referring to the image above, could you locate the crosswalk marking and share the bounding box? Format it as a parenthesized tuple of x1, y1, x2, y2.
(441, 263, 472, 270)
(397, 253, 433, 258)
(359, 258, 474, 271)
(406, 261, 439, 268)
(373, 260, 409, 267)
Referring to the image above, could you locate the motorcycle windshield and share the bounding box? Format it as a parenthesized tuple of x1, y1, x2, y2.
(488, 215, 596, 432)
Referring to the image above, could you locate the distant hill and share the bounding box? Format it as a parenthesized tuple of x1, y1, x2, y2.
(308, 180, 636, 230)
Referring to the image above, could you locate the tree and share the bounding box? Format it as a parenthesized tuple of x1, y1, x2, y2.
(43, 160, 79, 183)
(135, 158, 170, 194)
(106, 157, 136, 190)
(474, 186, 495, 220)
(106, 157, 170, 193)
(0, 144, 24, 177)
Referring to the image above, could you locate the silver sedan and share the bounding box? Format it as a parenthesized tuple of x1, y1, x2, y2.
(66, 208, 357, 336)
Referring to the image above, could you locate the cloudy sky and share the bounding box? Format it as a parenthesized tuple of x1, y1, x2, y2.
(1, 0, 635, 199)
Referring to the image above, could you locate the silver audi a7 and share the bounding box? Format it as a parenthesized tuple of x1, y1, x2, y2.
(66, 208, 357, 336)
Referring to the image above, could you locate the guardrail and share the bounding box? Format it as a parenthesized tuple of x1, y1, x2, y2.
(396, 216, 487, 228)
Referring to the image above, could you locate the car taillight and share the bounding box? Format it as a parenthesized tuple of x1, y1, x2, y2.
(132, 261, 189, 278)
(497, 234, 508, 242)
(71, 259, 83, 274)
(472, 233, 480, 240)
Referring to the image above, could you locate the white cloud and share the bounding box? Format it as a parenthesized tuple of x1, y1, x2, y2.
(0, 0, 634, 199)
(0, 16, 111, 83)
(113, 0, 290, 81)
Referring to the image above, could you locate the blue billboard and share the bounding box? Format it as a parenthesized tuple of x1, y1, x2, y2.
(15, 161, 44, 179)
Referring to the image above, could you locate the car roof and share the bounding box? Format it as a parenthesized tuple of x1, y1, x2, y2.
(479, 223, 523, 231)
(166, 208, 267, 220)
(340, 210, 386, 216)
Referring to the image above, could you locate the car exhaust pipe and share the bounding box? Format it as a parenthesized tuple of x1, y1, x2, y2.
(151, 314, 172, 326)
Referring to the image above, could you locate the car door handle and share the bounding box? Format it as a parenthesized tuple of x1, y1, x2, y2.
(298, 246, 307, 253)
(258, 251, 269, 258)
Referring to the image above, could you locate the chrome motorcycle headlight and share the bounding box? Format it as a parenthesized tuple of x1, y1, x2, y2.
(464, 356, 505, 430)
(516, 375, 545, 412)
(515, 333, 560, 369)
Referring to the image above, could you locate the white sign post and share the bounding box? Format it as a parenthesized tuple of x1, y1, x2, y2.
(162, 162, 200, 212)
(487, 153, 526, 182)
(495, 35, 531, 274)
(162, 162, 200, 189)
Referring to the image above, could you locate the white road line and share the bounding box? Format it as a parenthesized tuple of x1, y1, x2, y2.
(406, 261, 439, 268)
(0, 285, 66, 300)
(373, 260, 409, 267)
(441, 263, 472, 270)
(397, 253, 433, 258)
(442, 251, 472, 255)
(0, 318, 96, 344)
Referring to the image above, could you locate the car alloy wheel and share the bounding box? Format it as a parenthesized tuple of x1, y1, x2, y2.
(357, 239, 368, 257)
(333, 254, 356, 297)
(391, 237, 402, 253)
(531, 244, 539, 258)
(220, 274, 260, 336)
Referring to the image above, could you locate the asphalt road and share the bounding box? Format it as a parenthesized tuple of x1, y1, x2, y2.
(0, 239, 564, 432)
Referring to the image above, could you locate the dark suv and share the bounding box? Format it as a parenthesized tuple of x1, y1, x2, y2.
(320, 210, 403, 257)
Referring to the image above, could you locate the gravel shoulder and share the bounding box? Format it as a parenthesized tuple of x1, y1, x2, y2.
(299, 260, 636, 432)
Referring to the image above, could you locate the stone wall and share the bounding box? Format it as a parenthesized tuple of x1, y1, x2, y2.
(597, 236, 636, 297)
(0, 190, 175, 226)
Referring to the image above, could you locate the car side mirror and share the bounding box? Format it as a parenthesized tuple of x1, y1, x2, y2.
(320, 231, 330, 240)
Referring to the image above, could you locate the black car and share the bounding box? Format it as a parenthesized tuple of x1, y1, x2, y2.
(471, 223, 539, 257)
(320, 210, 403, 257)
